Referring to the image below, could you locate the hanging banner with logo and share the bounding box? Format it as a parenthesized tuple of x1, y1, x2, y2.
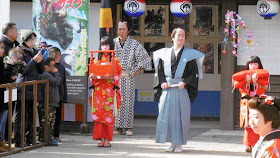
(32, 0, 89, 103)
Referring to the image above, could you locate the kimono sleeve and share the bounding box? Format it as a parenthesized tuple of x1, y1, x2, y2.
(153, 59, 166, 102)
(182, 59, 199, 103)
(130, 41, 152, 75)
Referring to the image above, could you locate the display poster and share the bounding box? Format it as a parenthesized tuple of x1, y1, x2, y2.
(32, 0, 89, 103)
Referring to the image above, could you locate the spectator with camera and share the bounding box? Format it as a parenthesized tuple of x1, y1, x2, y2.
(14, 29, 44, 147)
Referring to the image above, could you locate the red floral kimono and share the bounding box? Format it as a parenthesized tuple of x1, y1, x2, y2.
(89, 54, 122, 141)
(232, 69, 269, 147)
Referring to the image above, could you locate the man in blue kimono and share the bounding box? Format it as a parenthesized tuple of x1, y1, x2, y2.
(153, 28, 205, 152)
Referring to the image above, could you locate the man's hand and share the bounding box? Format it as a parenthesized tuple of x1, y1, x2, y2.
(161, 83, 170, 89)
(178, 81, 186, 89)
(134, 68, 143, 76)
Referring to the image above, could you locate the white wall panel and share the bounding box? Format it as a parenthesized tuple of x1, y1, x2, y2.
(10, 2, 32, 42)
(238, 5, 280, 75)
(0, 0, 10, 29)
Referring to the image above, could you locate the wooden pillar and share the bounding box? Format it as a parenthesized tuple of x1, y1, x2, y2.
(220, 0, 237, 130)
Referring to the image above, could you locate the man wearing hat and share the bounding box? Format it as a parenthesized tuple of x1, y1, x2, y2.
(14, 29, 45, 147)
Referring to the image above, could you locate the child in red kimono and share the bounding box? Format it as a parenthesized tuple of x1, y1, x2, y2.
(248, 96, 280, 158)
(89, 36, 121, 147)
(232, 56, 269, 152)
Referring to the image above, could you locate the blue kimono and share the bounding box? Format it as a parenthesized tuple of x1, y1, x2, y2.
(153, 47, 204, 145)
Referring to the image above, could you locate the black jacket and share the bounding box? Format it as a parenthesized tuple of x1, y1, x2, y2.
(0, 35, 19, 56)
(17, 44, 45, 101)
(0, 57, 16, 109)
(55, 62, 67, 102)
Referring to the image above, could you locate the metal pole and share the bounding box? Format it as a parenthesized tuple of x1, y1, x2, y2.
(80, 76, 89, 134)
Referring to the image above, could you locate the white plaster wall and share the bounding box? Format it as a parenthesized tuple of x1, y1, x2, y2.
(10, 2, 32, 42)
(88, 3, 100, 58)
(238, 5, 280, 75)
(0, 0, 10, 29)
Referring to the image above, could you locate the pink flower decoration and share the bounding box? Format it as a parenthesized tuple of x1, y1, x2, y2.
(105, 117, 112, 123)
(92, 115, 97, 121)
(232, 50, 237, 56)
(110, 104, 114, 110)
(224, 28, 229, 33)
(106, 88, 111, 93)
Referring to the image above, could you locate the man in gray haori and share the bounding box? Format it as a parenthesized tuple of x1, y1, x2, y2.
(153, 28, 204, 152)
(113, 21, 152, 136)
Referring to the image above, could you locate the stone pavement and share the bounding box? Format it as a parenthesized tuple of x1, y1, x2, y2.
(6, 119, 252, 158)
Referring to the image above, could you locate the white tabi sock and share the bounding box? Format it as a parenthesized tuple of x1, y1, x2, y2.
(165, 143, 176, 152)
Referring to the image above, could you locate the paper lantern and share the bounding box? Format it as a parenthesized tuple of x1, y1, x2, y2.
(257, 0, 279, 19)
(124, 0, 146, 17)
(170, 0, 192, 18)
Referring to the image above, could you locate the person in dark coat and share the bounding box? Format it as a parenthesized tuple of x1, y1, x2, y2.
(0, 41, 18, 151)
(0, 22, 19, 56)
(49, 47, 67, 142)
(14, 29, 44, 147)
(1, 22, 19, 141)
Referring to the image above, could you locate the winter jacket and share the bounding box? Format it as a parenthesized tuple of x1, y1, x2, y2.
(0, 57, 16, 109)
(41, 71, 61, 107)
(17, 43, 45, 101)
(0, 35, 19, 56)
(55, 62, 67, 102)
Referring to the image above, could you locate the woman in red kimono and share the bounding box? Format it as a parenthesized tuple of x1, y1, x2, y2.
(232, 56, 269, 152)
(89, 36, 121, 147)
(248, 96, 280, 158)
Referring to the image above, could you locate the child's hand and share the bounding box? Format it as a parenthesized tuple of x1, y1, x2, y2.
(11, 76, 17, 80)
(252, 73, 258, 84)
(101, 74, 112, 80)
(52, 67, 58, 73)
(7, 59, 15, 65)
(89, 73, 95, 79)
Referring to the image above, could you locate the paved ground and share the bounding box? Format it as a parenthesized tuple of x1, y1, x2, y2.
(5, 119, 252, 158)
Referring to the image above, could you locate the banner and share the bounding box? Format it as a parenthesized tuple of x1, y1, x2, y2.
(32, 0, 89, 103)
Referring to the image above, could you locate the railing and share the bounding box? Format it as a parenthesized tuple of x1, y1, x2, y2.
(0, 80, 50, 156)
